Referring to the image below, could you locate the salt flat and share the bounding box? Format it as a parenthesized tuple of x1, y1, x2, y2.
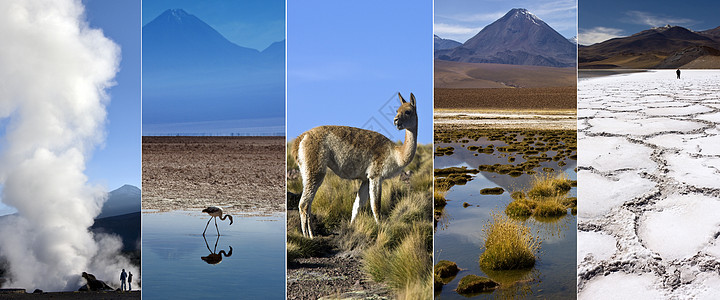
(577, 70, 720, 298)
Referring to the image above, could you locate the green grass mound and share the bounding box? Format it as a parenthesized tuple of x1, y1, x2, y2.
(504, 199, 533, 217)
(479, 212, 539, 270)
(456, 274, 498, 294)
(434, 260, 460, 278)
(480, 187, 504, 195)
(435, 146, 455, 156)
(505, 173, 576, 219)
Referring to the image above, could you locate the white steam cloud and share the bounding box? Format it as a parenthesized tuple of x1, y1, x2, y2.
(0, 0, 138, 291)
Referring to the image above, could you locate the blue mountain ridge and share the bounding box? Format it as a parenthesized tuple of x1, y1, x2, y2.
(142, 9, 285, 127)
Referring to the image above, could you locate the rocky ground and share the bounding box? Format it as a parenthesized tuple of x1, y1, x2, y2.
(577, 70, 720, 298)
(142, 136, 285, 216)
(287, 255, 391, 300)
(0, 290, 140, 299)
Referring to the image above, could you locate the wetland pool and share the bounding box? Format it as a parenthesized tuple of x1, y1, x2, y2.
(142, 211, 285, 299)
(435, 131, 577, 299)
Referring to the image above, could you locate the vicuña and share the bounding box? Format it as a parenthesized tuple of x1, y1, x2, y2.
(292, 93, 418, 238)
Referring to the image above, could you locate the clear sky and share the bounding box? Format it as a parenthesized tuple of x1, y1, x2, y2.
(579, 0, 720, 45)
(142, 0, 285, 51)
(84, 0, 141, 191)
(287, 0, 433, 145)
(435, 0, 577, 43)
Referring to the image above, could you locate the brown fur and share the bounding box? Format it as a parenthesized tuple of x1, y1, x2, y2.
(295, 93, 418, 238)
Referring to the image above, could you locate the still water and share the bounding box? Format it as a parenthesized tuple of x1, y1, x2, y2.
(435, 136, 577, 299)
(142, 211, 285, 299)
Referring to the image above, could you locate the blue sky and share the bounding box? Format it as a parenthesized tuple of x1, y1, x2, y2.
(287, 0, 433, 145)
(435, 0, 577, 43)
(83, 0, 141, 191)
(142, 0, 284, 51)
(579, 0, 720, 45)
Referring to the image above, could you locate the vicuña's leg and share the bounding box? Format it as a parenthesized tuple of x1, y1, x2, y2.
(351, 179, 370, 222)
(369, 178, 382, 224)
(298, 169, 325, 238)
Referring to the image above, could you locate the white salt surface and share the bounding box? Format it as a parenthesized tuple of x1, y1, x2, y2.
(578, 136, 655, 172)
(577, 231, 616, 263)
(579, 273, 664, 299)
(666, 153, 720, 189)
(638, 194, 720, 260)
(577, 170, 655, 219)
(578, 70, 720, 296)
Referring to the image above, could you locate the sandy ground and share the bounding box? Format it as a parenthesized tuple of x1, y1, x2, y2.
(577, 70, 720, 298)
(0, 290, 140, 299)
(434, 60, 577, 88)
(434, 87, 577, 110)
(142, 136, 285, 216)
(435, 109, 577, 130)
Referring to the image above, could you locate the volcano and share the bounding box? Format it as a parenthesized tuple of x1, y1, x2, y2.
(435, 8, 576, 67)
(142, 9, 285, 128)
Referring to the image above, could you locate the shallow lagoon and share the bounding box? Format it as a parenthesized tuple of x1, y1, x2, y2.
(435, 134, 576, 299)
(142, 211, 285, 299)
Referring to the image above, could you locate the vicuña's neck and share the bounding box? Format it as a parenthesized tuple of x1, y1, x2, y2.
(396, 126, 417, 167)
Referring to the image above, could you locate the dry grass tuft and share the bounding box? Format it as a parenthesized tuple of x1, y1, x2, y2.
(505, 172, 575, 218)
(478, 212, 540, 270)
(286, 143, 433, 297)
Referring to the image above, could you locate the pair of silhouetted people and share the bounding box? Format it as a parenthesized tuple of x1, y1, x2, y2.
(677, 69, 681, 79)
(119, 269, 133, 291)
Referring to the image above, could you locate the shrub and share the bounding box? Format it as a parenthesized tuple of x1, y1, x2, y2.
(479, 212, 540, 270)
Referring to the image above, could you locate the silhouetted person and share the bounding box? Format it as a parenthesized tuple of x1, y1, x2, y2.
(120, 269, 127, 291)
(677, 69, 681, 79)
(128, 272, 133, 291)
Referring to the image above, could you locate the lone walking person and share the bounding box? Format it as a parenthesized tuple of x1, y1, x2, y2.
(677, 69, 681, 79)
(120, 269, 127, 291)
(128, 272, 133, 291)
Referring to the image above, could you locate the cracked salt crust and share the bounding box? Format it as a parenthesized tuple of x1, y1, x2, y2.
(577, 70, 720, 298)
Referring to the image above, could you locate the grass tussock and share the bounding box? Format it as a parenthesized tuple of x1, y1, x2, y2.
(478, 212, 540, 270)
(287, 143, 433, 297)
(286, 231, 332, 261)
(480, 187, 504, 195)
(434, 259, 459, 289)
(505, 172, 575, 219)
(455, 274, 499, 295)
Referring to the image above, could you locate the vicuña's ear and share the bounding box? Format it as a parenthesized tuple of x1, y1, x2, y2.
(398, 92, 406, 103)
(410, 93, 416, 106)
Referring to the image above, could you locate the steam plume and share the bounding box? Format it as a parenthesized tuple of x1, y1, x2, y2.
(0, 0, 138, 291)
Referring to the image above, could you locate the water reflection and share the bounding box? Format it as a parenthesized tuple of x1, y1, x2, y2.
(434, 132, 577, 299)
(201, 234, 233, 265)
(479, 268, 541, 300)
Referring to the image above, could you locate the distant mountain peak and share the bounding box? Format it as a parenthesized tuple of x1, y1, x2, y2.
(435, 8, 576, 67)
(506, 8, 541, 25)
(156, 8, 195, 24)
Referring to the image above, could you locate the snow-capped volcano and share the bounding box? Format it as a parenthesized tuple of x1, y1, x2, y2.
(435, 8, 576, 67)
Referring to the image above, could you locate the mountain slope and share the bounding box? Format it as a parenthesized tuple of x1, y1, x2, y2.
(435, 8, 576, 67)
(98, 185, 141, 219)
(579, 25, 720, 69)
(142, 9, 285, 127)
(434, 35, 462, 50)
